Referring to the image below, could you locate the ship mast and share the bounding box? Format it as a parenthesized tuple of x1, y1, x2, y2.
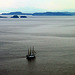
(28, 46, 36, 55)
(28, 48, 30, 55)
(32, 46, 36, 55)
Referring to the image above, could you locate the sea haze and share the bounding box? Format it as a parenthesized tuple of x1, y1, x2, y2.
(0, 16, 75, 75)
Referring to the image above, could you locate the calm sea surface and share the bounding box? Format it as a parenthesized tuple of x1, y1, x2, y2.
(0, 16, 75, 75)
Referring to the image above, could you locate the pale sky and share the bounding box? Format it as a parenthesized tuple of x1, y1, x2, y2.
(0, 0, 75, 13)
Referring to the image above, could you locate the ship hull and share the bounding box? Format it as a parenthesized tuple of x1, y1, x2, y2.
(26, 55, 35, 60)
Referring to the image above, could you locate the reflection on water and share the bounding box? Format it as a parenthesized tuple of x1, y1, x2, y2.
(0, 16, 75, 75)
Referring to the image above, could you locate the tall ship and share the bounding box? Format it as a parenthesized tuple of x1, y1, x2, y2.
(26, 47, 36, 60)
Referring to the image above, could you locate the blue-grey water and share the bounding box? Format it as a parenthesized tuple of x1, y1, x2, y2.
(0, 16, 75, 75)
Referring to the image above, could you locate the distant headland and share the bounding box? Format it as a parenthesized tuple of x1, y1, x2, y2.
(32, 12, 75, 16)
(0, 11, 75, 16)
(1, 12, 32, 15)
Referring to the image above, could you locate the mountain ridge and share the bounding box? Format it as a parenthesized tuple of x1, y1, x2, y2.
(1, 11, 75, 16)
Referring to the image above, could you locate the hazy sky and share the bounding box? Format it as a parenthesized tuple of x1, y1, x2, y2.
(0, 0, 75, 13)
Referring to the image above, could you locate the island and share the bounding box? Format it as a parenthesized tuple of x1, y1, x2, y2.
(11, 15, 19, 18)
(0, 16, 7, 18)
(20, 16, 27, 18)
